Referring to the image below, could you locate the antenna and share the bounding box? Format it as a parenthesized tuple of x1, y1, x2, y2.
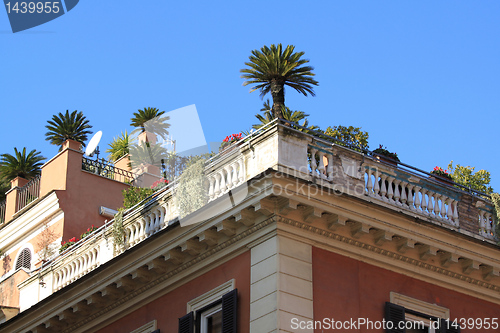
(85, 131, 103, 159)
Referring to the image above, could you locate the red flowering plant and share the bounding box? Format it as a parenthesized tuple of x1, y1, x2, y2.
(220, 133, 243, 151)
(151, 178, 169, 191)
(80, 225, 97, 239)
(59, 236, 80, 253)
(430, 166, 453, 180)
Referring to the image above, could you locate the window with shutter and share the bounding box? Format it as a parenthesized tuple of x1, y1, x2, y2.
(179, 289, 238, 333)
(15, 248, 31, 271)
(385, 301, 460, 333)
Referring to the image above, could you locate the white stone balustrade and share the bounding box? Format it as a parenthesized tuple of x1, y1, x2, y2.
(364, 166, 459, 227)
(54, 244, 100, 291)
(479, 211, 496, 239)
(125, 205, 167, 247)
(206, 157, 245, 202)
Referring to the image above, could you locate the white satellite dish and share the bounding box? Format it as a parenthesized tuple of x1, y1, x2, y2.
(85, 131, 103, 157)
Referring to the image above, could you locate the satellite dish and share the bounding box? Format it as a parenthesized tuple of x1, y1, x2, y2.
(85, 131, 102, 157)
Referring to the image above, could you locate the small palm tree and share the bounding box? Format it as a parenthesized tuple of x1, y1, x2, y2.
(0, 148, 46, 182)
(241, 44, 318, 119)
(107, 131, 130, 162)
(130, 107, 170, 140)
(253, 100, 319, 133)
(45, 110, 93, 149)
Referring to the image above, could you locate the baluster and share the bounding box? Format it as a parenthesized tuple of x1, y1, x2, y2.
(433, 193, 440, 217)
(310, 148, 317, 175)
(400, 182, 408, 206)
(327, 154, 334, 180)
(214, 173, 221, 196)
(446, 198, 453, 221)
(373, 169, 380, 197)
(485, 212, 493, 235)
(393, 180, 401, 205)
(380, 175, 387, 201)
(139, 218, 145, 241)
(232, 163, 239, 187)
(224, 166, 233, 189)
(160, 207, 165, 229)
(479, 211, 486, 234)
(387, 177, 394, 203)
(238, 160, 244, 183)
(413, 186, 421, 212)
(366, 169, 373, 195)
(221, 170, 228, 193)
(317, 151, 326, 177)
(426, 191, 434, 215)
(208, 176, 215, 200)
(406, 184, 414, 210)
(452, 200, 459, 225)
(440, 197, 447, 220)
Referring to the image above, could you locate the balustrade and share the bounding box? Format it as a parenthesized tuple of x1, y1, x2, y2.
(54, 245, 100, 290)
(207, 158, 245, 202)
(364, 167, 459, 226)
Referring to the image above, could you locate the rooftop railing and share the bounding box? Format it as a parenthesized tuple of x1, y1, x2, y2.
(82, 157, 134, 183)
(16, 120, 498, 311)
(16, 176, 41, 213)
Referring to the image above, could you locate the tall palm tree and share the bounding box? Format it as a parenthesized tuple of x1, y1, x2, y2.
(0, 148, 46, 181)
(130, 107, 170, 140)
(106, 131, 130, 162)
(241, 44, 319, 119)
(45, 110, 93, 150)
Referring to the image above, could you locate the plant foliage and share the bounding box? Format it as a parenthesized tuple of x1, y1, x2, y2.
(0, 147, 46, 181)
(447, 161, 493, 194)
(107, 131, 130, 162)
(122, 187, 154, 209)
(324, 125, 369, 151)
(373, 145, 400, 162)
(241, 44, 318, 119)
(45, 110, 92, 149)
(130, 107, 170, 140)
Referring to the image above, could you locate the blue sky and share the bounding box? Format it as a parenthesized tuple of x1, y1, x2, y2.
(1, 1, 499, 190)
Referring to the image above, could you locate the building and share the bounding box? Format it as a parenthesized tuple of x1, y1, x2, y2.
(0, 121, 498, 332)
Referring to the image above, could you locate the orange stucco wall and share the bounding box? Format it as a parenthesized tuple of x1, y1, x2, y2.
(40, 147, 129, 241)
(312, 247, 500, 333)
(96, 251, 251, 333)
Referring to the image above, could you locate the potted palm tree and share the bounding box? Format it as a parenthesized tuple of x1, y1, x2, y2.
(45, 110, 93, 151)
(0, 148, 46, 181)
(130, 107, 170, 143)
(241, 44, 319, 120)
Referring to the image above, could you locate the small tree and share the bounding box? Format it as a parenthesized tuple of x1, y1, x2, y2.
(35, 221, 58, 263)
(447, 161, 493, 194)
(324, 125, 369, 151)
(107, 131, 130, 162)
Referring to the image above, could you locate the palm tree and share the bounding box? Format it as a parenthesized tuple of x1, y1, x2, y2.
(130, 107, 170, 140)
(106, 131, 130, 162)
(253, 100, 319, 133)
(45, 110, 93, 149)
(241, 44, 319, 119)
(0, 148, 46, 182)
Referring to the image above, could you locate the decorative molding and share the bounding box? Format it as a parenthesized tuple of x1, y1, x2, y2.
(276, 216, 500, 293)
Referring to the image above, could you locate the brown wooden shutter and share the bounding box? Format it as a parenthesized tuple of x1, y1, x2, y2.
(221, 289, 238, 333)
(178, 312, 194, 333)
(385, 302, 406, 333)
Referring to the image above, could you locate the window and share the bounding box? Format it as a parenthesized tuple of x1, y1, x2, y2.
(15, 248, 31, 271)
(385, 298, 460, 333)
(179, 289, 237, 333)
